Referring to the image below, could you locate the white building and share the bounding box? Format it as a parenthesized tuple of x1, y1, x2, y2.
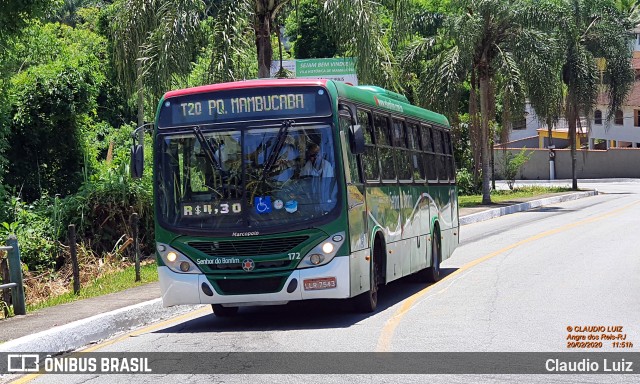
(504, 30, 640, 149)
(588, 56, 640, 149)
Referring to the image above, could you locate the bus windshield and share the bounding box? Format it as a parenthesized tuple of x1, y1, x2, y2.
(156, 123, 339, 231)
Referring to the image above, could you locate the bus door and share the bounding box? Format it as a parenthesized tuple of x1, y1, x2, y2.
(339, 106, 368, 253)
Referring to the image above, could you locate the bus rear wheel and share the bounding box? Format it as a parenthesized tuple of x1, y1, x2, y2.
(418, 232, 441, 283)
(211, 304, 239, 317)
(424, 233, 441, 283)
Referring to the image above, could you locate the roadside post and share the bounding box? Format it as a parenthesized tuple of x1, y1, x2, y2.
(548, 145, 556, 180)
(69, 224, 80, 294)
(5, 235, 26, 315)
(131, 213, 140, 282)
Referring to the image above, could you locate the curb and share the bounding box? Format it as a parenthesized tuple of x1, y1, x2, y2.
(0, 299, 205, 353)
(459, 190, 598, 226)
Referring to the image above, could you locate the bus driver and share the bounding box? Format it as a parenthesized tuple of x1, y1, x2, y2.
(300, 143, 333, 178)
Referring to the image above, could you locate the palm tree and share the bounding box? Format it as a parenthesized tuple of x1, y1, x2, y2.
(201, 0, 256, 84)
(109, 0, 204, 130)
(212, 0, 408, 87)
(546, 0, 634, 190)
(322, 0, 407, 91)
(403, 0, 559, 204)
(616, 0, 640, 24)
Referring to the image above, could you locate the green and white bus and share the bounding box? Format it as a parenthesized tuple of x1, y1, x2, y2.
(131, 79, 459, 316)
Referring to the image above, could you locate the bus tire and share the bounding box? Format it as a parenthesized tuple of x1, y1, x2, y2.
(211, 304, 239, 317)
(419, 231, 441, 283)
(354, 247, 381, 313)
(425, 232, 441, 283)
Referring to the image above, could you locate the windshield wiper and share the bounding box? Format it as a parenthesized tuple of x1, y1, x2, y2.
(260, 120, 294, 182)
(192, 125, 224, 173)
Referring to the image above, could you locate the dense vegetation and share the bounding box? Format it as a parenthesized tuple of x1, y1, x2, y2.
(0, 0, 636, 303)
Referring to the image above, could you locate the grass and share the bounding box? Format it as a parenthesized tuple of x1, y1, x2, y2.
(459, 186, 573, 208)
(25, 261, 159, 312)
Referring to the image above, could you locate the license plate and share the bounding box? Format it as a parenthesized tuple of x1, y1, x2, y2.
(303, 277, 337, 291)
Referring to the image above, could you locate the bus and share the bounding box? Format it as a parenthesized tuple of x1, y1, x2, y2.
(130, 79, 459, 316)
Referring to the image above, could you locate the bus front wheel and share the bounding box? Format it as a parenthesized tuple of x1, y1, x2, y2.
(354, 255, 380, 313)
(211, 304, 239, 317)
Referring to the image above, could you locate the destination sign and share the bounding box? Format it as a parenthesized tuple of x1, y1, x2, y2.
(159, 86, 331, 126)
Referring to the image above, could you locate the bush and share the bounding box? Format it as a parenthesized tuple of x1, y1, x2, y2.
(456, 168, 481, 196)
(500, 147, 532, 190)
(4, 23, 107, 201)
(0, 195, 58, 271)
(58, 123, 154, 257)
(0, 123, 154, 271)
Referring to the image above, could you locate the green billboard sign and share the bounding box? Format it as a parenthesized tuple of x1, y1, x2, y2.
(270, 58, 358, 85)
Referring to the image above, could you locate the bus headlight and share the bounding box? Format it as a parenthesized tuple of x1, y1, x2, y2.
(298, 232, 345, 269)
(157, 243, 200, 274)
(310, 254, 325, 265)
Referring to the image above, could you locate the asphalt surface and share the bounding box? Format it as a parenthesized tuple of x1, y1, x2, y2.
(0, 185, 600, 353)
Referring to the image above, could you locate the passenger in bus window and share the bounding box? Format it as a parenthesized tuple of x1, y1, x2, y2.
(301, 143, 334, 178)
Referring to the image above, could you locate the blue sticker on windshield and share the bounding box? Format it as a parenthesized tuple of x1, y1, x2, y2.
(285, 200, 298, 213)
(255, 196, 272, 214)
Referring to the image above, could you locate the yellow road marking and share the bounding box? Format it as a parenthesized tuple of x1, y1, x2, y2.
(11, 306, 210, 383)
(376, 199, 640, 352)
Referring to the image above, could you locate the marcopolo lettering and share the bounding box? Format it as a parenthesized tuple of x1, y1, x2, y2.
(232, 231, 259, 237)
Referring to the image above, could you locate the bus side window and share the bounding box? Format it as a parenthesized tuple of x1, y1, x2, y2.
(358, 109, 374, 145)
(407, 122, 425, 182)
(432, 127, 446, 183)
(444, 131, 455, 182)
(421, 124, 437, 183)
(392, 119, 412, 181)
(340, 111, 361, 183)
(374, 114, 395, 182)
(357, 109, 379, 182)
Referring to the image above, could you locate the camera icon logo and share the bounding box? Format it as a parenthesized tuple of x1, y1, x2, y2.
(7, 354, 40, 372)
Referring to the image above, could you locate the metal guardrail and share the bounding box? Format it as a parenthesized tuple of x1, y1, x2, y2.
(0, 237, 26, 316)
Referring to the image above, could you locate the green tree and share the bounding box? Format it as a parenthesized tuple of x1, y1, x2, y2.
(109, 0, 204, 132)
(616, 0, 640, 24)
(0, 0, 53, 40)
(541, 0, 634, 190)
(198, 0, 256, 84)
(403, 0, 558, 204)
(285, 0, 338, 59)
(197, 0, 412, 89)
(323, 0, 408, 91)
(0, 1, 56, 188)
(6, 23, 107, 201)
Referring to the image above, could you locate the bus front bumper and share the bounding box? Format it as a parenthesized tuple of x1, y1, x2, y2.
(158, 256, 351, 307)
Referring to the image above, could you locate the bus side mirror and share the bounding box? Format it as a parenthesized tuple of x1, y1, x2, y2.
(130, 123, 153, 179)
(350, 124, 365, 155)
(130, 144, 144, 178)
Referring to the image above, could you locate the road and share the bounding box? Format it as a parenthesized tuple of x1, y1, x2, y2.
(19, 180, 640, 383)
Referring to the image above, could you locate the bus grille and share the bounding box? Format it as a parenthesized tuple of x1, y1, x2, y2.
(205, 259, 290, 271)
(215, 277, 285, 295)
(188, 236, 308, 257)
